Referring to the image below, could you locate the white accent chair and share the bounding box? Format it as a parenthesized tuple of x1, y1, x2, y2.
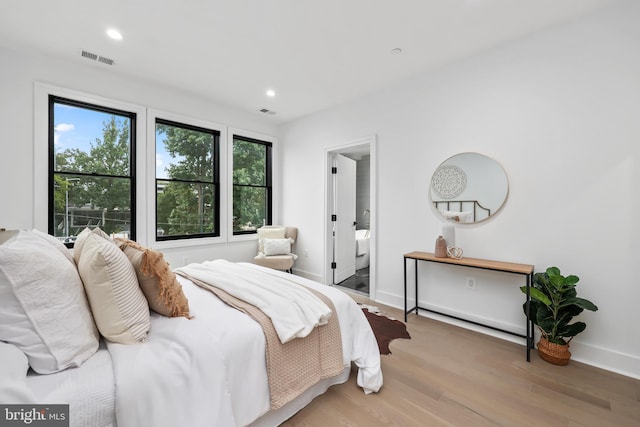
(253, 226, 298, 273)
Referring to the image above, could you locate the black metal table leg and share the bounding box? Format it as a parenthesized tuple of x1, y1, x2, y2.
(414, 259, 418, 317)
(403, 257, 408, 322)
(526, 272, 533, 362)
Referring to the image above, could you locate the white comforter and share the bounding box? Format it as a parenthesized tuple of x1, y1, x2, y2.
(175, 260, 332, 343)
(107, 262, 382, 427)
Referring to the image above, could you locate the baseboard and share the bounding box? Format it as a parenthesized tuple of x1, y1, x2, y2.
(293, 268, 323, 283)
(374, 290, 640, 380)
(569, 341, 640, 380)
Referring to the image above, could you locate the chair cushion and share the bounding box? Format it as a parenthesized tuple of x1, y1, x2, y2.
(253, 254, 295, 271)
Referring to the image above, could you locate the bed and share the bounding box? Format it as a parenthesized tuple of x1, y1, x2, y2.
(432, 200, 491, 222)
(355, 229, 370, 270)
(0, 228, 383, 427)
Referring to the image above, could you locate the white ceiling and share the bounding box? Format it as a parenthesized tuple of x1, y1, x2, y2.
(0, 0, 616, 124)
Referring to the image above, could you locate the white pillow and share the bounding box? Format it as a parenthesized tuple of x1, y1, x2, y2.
(263, 238, 292, 256)
(74, 228, 150, 344)
(257, 226, 286, 253)
(31, 228, 76, 266)
(0, 342, 38, 403)
(0, 230, 99, 374)
(441, 210, 473, 222)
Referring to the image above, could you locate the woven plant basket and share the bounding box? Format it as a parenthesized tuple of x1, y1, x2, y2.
(537, 336, 571, 365)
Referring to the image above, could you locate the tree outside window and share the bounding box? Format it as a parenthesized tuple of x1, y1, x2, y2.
(49, 96, 135, 244)
(232, 135, 272, 234)
(155, 119, 220, 240)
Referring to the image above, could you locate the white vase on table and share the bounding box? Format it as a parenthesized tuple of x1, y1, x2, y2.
(441, 220, 455, 248)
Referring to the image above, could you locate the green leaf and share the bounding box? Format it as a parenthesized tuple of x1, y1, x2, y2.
(536, 315, 555, 336)
(520, 286, 551, 306)
(533, 273, 556, 297)
(548, 273, 565, 290)
(563, 287, 577, 300)
(557, 322, 587, 338)
(557, 304, 583, 321)
(560, 297, 598, 312)
(546, 266, 561, 276)
(564, 275, 580, 286)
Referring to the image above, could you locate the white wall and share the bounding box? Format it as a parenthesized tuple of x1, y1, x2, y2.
(279, 0, 640, 378)
(0, 46, 279, 268)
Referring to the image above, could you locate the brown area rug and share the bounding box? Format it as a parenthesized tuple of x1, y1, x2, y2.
(361, 308, 411, 355)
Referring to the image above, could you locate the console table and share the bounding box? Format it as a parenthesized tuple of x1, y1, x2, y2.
(403, 251, 535, 361)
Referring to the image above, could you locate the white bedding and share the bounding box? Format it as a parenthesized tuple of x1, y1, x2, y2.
(107, 262, 382, 427)
(356, 229, 370, 256)
(175, 259, 332, 343)
(26, 342, 116, 427)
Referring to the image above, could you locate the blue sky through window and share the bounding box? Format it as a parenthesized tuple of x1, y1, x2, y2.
(54, 102, 174, 178)
(155, 129, 185, 180)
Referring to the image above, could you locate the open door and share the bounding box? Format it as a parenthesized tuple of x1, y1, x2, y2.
(332, 154, 356, 284)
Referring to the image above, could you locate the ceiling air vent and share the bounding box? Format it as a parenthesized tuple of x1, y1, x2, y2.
(259, 108, 276, 115)
(81, 50, 115, 66)
(98, 56, 114, 66)
(81, 50, 98, 60)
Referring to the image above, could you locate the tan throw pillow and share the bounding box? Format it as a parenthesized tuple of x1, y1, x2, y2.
(74, 228, 150, 344)
(116, 238, 190, 318)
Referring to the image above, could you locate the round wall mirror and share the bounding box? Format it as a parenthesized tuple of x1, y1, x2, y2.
(430, 152, 509, 223)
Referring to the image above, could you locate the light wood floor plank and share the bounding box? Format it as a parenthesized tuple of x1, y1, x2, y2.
(282, 293, 640, 427)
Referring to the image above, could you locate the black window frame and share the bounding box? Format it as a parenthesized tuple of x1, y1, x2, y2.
(48, 95, 137, 247)
(232, 134, 273, 236)
(155, 118, 221, 241)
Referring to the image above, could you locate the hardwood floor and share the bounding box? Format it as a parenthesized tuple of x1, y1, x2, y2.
(282, 295, 640, 427)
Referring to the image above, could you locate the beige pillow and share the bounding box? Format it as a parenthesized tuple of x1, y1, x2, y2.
(74, 228, 150, 344)
(257, 226, 286, 253)
(116, 238, 190, 318)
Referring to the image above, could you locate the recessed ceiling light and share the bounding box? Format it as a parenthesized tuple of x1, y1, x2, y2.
(266, 89, 276, 97)
(106, 28, 123, 41)
(391, 48, 402, 55)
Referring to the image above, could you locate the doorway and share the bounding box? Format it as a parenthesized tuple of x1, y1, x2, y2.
(325, 136, 376, 299)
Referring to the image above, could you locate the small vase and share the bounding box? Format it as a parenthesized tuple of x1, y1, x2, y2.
(434, 236, 447, 258)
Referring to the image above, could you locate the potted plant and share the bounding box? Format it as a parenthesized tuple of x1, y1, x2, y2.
(520, 266, 598, 365)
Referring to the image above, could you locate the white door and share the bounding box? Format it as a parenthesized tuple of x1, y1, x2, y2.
(333, 154, 356, 284)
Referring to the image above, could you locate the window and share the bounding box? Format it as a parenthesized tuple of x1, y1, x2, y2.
(232, 135, 272, 235)
(155, 119, 220, 240)
(49, 96, 136, 245)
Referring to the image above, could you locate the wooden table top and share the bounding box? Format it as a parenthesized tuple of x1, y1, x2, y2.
(404, 251, 534, 275)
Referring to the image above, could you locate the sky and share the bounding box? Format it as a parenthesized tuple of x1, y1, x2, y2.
(53, 102, 173, 178)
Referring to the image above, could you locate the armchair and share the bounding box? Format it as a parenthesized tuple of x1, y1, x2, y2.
(253, 226, 298, 273)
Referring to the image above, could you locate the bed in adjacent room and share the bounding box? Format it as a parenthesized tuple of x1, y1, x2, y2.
(355, 229, 370, 270)
(0, 228, 383, 427)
